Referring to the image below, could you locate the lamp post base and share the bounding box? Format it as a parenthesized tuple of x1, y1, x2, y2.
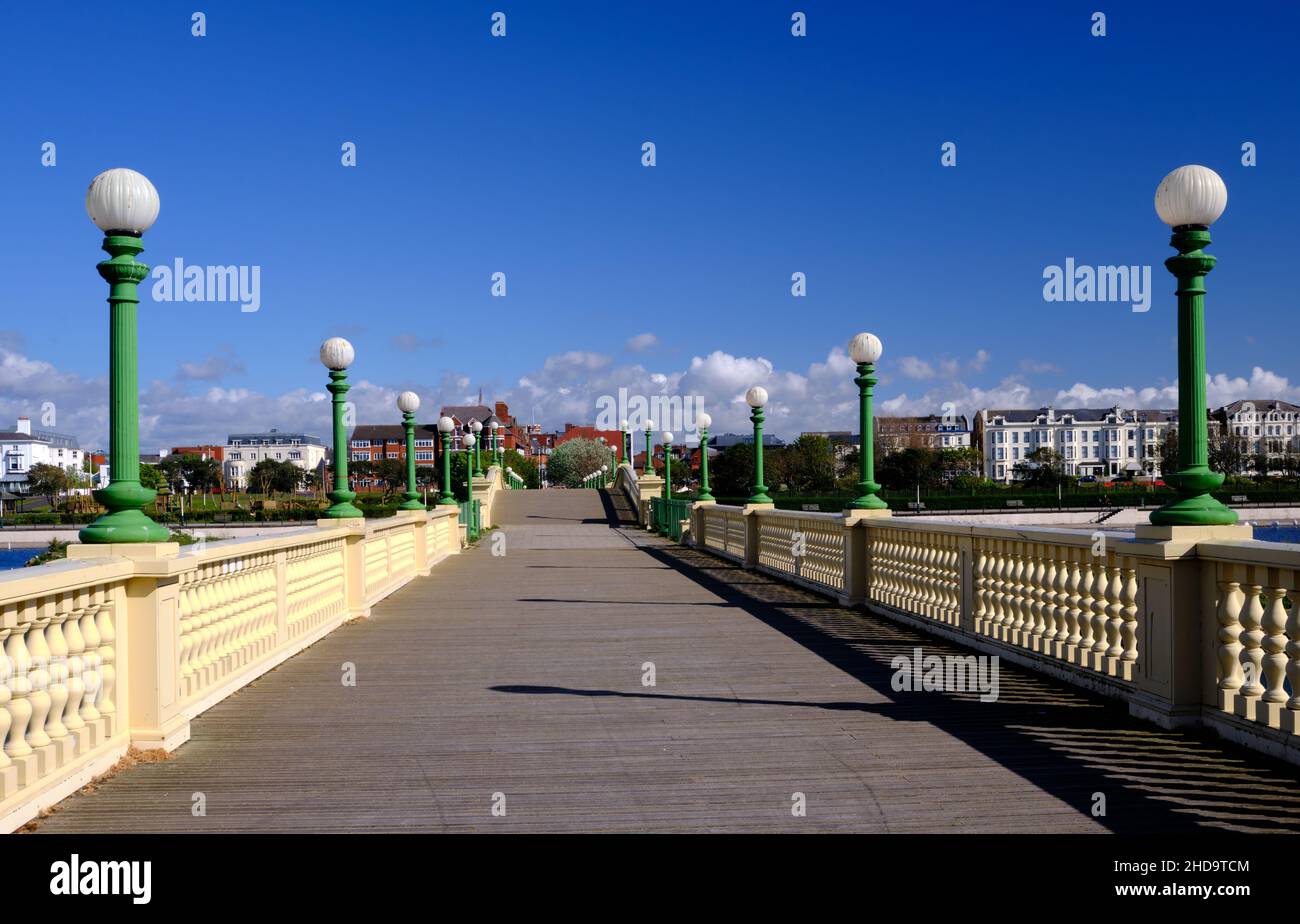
(1148, 494, 1238, 527)
(79, 509, 170, 544)
(323, 489, 364, 518)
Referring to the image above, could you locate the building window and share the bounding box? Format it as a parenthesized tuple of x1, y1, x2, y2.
(415, 451, 434, 461)
(352, 452, 367, 462)
(353, 440, 370, 448)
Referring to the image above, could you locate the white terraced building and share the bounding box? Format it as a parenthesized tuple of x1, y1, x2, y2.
(223, 428, 327, 490)
(1216, 399, 1300, 471)
(976, 406, 1175, 483)
(0, 416, 87, 495)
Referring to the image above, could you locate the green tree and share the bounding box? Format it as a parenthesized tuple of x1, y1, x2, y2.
(779, 434, 836, 494)
(500, 449, 540, 489)
(546, 438, 611, 488)
(711, 443, 755, 498)
(1013, 447, 1067, 488)
(372, 458, 406, 495)
(26, 463, 70, 507)
(877, 447, 942, 492)
(248, 458, 303, 496)
(139, 463, 167, 491)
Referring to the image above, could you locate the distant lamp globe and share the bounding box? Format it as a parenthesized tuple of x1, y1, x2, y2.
(1155, 165, 1227, 228)
(464, 433, 476, 448)
(696, 412, 712, 431)
(437, 416, 455, 433)
(663, 432, 674, 445)
(397, 391, 420, 414)
(745, 386, 768, 408)
(320, 337, 355, 371)
(86, 168, 160, 235)
(848, 332, 884, 364)
(470, 419, 483, 433)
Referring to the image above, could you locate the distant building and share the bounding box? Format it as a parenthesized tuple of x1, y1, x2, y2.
(709, 432, 787, 449)
(555, 424, 627, 462)
(875, 415, 971, 454)
(976, 406, 1174, 483)
(1216, 400, 1300, 472)
(0, 416, 86, 495)
(170, 444, 225, 462)
(223, 429, 327, 490)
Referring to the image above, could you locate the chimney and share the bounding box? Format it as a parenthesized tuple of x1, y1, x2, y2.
(16, 417, 30, 435)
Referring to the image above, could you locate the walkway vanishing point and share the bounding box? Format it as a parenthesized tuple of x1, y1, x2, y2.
(30, 489, 1300, 834)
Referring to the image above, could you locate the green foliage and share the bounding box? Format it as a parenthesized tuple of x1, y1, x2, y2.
(139, 463, 167, 491)
(546, 438, 612, 488)
(159, 453, 223, 493)
(500, 449, 540, 488)
(25, 538, 69, 567)
(1013, 447, 1068, 488)
(26, 463, 71, 506)
(248, 458, 305, 495)
(711, 443, 755, 497)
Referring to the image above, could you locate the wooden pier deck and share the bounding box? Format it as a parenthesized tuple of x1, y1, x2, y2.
(31, 490, 1300, 833)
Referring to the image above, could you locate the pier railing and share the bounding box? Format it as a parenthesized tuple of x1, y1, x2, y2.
(685, 502, 1300, 766)
(0, 504, 461, 832)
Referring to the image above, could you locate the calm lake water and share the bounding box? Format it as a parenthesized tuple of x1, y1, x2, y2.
(0, 548, 37, 570)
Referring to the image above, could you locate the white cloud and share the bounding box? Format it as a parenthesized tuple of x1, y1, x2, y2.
(1019, 358, 1061, 375)
(898, 357, 935, 380)
(624, 333, 659, 353)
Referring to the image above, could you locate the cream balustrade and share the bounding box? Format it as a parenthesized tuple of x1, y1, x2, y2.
(669, 500, 1300, 766)
(755, 510, 845, 594)
(1199, 541, 1300, 756)
(1, 504, 461, 832)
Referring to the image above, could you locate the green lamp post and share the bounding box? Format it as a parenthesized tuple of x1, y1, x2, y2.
(620, 419, 630, 466)
(437, 416, 456, 504)
(643, 419, 655, 478)
(1150, 165, 1237, 527)
(464, 432, 477, 535)
(469, 419, 484, 478)
(319, 337, 363, 518)
(397, 391, 424, 511)
(601, 463, 609, 489)
(745, 386, 773, 505)
(847, 332, 889, 511)
(490, 420, 501, 467)
(696, 411, 714, 502)
(661, 434, 673, 497)
(80, 168, 170, 543)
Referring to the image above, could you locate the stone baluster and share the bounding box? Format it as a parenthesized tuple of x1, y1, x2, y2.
(1076, 558, 1095, 653)
(1106, 562, 1124, 660)
(1120, 562, 1138, 664)
(4, 624, 34, 760)
(41, 598, 70, 755)
(0, 628, 12, 770)
(24, 611, 52, 752)
(1286, 572, 1300, 711)
(1261, 584, 1290, 705)
(1239, 581, 1265, 699)
(1041, 555, 1059, 650)
(973, 545, 987, 629)
(1008, 547, 1026, 641)
(85, 592, 109, 722)
(1053, 553, 1071, 650)
(1215, 576, 1244, 691)
(1065, 553, 1083, 650)
(61, 592, 88, 740)
(1090, 557, 1110, 659)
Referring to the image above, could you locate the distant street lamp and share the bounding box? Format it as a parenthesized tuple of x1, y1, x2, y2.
(470, 419, 484, 477)
(437, 416, 456, 505)
(601, 462, 609, 488)
(490, 420, 501, 466)
(80, 168, 170, 543)
(745, 386, 772, 505)
(620, 418, 630, 464)
(397, 391, 424, 511)
(464, 432, 477, 535)
(696, 411, 714, 502)
(319, 337, 363, 518)
(847, 332, 888, 511)
(661, 433, 673, 498)
(643, 419, 655, 478)
(1150, 165, 1237, 527)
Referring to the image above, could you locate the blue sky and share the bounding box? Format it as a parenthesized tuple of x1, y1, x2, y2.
(2, 0, 1297, 447)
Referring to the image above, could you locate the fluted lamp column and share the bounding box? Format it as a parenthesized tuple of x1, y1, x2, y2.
(80, 168, 170, 543)
(436, 416, 456, 505)
(397, 391, 424, 511)
(745, 387, 772, 505)
(320, 337, 363, 518)
(1148, 165, 1237, 528)
(847, 332, 889, 512)
(696, 411, 714, 502)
